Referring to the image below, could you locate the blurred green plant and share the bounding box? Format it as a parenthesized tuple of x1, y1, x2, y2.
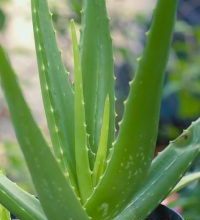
(0, 0, 200, 220)
(68, 0, 82, 21)
(0, 7, 6, 31)
(169, 177, 200, 220)
(1, 141, 33, 192)
(161, 19, 200, 220)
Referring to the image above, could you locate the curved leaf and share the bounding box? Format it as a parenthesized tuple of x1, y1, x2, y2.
(0, 172, 46, 220)
(85, 0, 178, 219)
(0, 46, 89, 220)
(115, 119, 200, 220)
(31, 0, 76, 186)
(172, 172, 200, 193)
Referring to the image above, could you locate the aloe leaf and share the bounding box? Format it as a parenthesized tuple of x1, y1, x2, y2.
(70, 20, 93, 203)
(85, 0, 178, 219)
(0, 204, 11, 220)
(0, 172, 46, 220)
(171, 172, 200, 193)
(115, 119, 200, 220)
(31, 0, 76, 184)
(0, 206, 10, 220)
(0, 47, 89, 220)
(0, 209, 10, 220)
(80, 0, 115, 158)
(93, 96, 110, 186)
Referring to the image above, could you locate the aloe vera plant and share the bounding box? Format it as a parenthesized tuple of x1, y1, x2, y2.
(0, 0, 200, 219)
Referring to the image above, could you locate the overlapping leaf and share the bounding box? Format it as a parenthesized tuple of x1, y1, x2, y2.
(85, 0, 178, 219)
(0, 47, 89, 220)
(80, 0, 115, 161)
(70, 20, 93, 203)
(31, 0, 76, 185)
(115, 119, 200, 220)
(0, 172, 46, 220)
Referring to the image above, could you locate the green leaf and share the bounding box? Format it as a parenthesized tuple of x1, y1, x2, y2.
(85, 0, 178, 219)
(0, 204, 11, 220)
(1, 209, 10, 220)
(115, 119, 200, 220)
(0, 46, 89, 220)
(0, 172, 46, 220)
(31, 0, 76, 185)
(93, 96, 110, 186)
(80, 0, 115, 159)
(172, 172, 200, 193)
(70, 20, 93, 203)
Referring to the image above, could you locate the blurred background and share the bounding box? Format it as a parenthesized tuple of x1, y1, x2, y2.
(0, 0, 200, 219)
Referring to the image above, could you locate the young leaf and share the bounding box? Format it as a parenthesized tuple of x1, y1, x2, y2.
(0, 46, 89, 220)
(115, 119, 200, 220)
(80, 0, 115, 158)
(70, 20, 93, 203)
(171, 172, 200, 193)
(31, 0, 76, 185)
(85, 0, 178, 219)
(0, 172, 47, 220)
(93, 96, 110, 186)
